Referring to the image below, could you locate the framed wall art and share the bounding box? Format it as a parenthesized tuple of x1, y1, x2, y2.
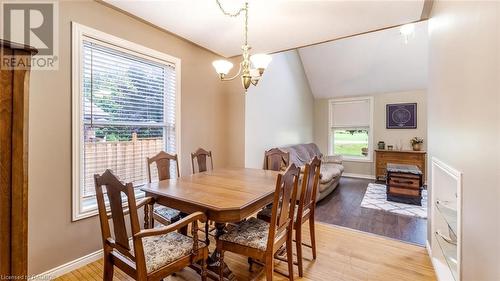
(386, 103, 417, 129)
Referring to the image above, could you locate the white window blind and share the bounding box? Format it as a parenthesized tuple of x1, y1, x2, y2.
(81, 40, 177, 199)
(328, 97, 373, 161)
(331, 99, 371, 128)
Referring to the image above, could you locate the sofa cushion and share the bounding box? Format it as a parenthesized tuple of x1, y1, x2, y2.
(319, 163, 342, 184)
(318, 182, 334, 193)
(273, 143, 343, 202)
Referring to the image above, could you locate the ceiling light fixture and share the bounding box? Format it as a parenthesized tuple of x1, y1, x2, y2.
(400, 23, 415, 44)
(212, 0, 272, 93)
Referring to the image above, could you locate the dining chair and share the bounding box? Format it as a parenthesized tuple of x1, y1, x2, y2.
(217, 164, 300, 281)
(257, 156, 321, 277)
(191, 148, 217, 241)
(94, 169, 208, 281)
(146, 151, 182, 227)
(191, 148, 213, 174)
(264, 148, 290, 171)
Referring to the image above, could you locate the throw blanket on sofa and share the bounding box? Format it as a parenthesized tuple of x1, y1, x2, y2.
(281, 143, 323, 167)
(278, 143, 344, 202)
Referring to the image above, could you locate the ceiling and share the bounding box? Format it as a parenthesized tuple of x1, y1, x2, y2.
(298, 21, 428, 98)
(104, 0, 426, 57)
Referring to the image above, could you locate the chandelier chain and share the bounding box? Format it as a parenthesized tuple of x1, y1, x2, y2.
(244, 2, 248, 45)
(215, 0, 249, 46)
(215, 0, 245, 17)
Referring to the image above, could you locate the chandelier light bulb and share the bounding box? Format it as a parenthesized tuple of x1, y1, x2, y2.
(212, 60, 233, 75)
(250, 54, 272, 71)
(213, 0, 269, 92)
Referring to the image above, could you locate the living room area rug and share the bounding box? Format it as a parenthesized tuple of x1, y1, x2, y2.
(360, 183, 428, 219)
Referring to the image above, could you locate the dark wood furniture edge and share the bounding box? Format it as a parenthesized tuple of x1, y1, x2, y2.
(375, 150, 427, 183)
(146, 191, 275, 223)
(0, 43, 36, 281)
(0, 40, 38, 55)
(374, 149, 427, 154)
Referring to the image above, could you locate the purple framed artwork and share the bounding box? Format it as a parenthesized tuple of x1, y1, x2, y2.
(386, 103, 417, 129)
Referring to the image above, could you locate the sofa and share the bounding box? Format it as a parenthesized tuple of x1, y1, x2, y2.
(279, 143, 344, 202)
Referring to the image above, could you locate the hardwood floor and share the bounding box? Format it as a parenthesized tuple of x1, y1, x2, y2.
(315, 177, 427, 245)
(55, 223, 435, 281)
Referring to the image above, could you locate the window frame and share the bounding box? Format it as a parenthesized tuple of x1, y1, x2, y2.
(71, 22, 181, 221)
(328, 96, 374, 162)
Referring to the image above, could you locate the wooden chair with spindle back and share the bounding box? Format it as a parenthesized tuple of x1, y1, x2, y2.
(257, 157, 322, 277)
(191, 148, 214, 174)
(263, 148, 290, 171)
(94, 169, 208, 281)
(146, 151, 182, 227)
(217, 164, 301, 281)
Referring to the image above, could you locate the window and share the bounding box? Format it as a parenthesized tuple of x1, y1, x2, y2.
(328, 97, 373, 161)
(72, 23, 180, 220)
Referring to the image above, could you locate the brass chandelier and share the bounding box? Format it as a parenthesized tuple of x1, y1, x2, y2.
(212, 0, 272, 92)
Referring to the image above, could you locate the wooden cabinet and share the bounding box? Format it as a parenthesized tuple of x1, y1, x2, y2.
(375, 149, 427, 182)
(0, 40, 36, 280)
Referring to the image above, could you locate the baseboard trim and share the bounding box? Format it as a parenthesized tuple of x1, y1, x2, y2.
(34, 249, 103, 279)
(426, 240, 432, 256)
(342, 173, 376, 180)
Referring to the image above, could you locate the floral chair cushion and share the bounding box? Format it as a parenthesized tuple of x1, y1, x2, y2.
(153, 205, 181, 223)
(219, 217, 269, 251)
(130, 232, 204, 273)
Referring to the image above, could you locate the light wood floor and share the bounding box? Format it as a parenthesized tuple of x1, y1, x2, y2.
(55, 223, 436, 281)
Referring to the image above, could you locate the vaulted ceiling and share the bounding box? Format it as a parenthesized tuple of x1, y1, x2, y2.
(104, 0, 429, 98)
(298, 21, 428, 98)
(104, 0, 428, 57)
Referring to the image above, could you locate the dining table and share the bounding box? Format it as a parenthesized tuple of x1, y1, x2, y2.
(140, 167, 280, 280)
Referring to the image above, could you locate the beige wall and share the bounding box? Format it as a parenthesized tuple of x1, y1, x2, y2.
(224, 57, 247, 168)
(28, 0, 232, 274)
(314, 90, 427, 176)
(428, 1, 500, 280)
(245, 50, 314, 168)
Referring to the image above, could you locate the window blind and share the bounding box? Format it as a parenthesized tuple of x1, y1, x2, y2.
(331, 99, 371, 128)
(81, 40, 176, 198)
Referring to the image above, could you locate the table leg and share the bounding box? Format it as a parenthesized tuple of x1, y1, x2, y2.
(205, 221, 211, 246)
(206, 223, 236, 281)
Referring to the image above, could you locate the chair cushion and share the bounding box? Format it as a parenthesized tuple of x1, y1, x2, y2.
(154, 206, 181, 223)
(130, 232, 204, 273)
(219, 217, 269, 251)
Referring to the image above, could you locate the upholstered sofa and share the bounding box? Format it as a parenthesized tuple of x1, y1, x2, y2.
(279, 143, 344, 202)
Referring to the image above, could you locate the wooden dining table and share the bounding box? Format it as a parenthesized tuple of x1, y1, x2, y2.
(140, 167, 280, 280)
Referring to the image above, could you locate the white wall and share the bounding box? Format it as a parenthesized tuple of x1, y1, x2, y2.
(245, 50, 314, 168)
(314, 90, 427, 176)
(428, 1, 500, 280)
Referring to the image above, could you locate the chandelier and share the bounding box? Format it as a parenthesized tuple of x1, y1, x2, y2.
(212, 0, 272, 92)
